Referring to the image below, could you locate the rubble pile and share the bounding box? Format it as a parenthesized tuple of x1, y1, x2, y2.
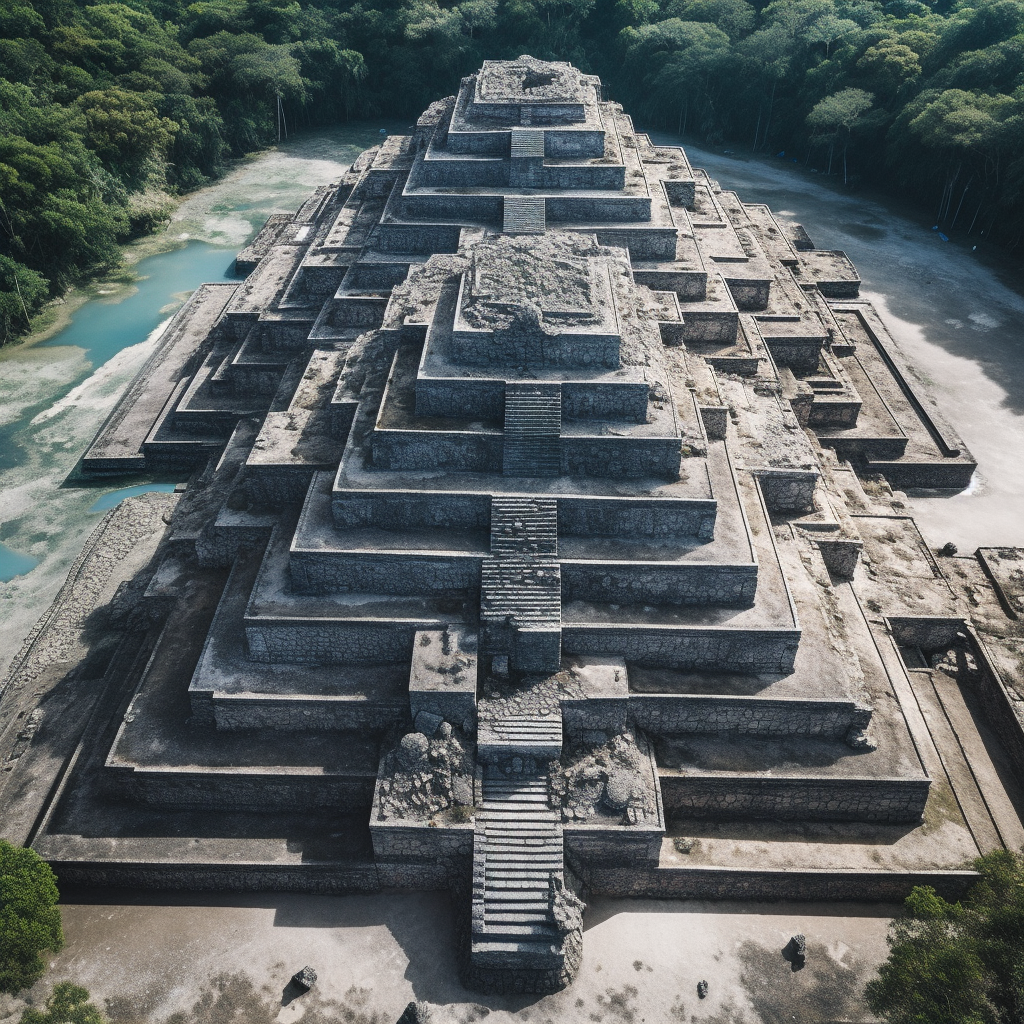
(376, 726, 475, 821)
(548, 731, 658, 825)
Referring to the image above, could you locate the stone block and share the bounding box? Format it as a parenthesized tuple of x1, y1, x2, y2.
(409, 628, 478, 726)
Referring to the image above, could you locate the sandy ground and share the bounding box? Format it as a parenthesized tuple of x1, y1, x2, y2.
(0, 892, 893, 1024)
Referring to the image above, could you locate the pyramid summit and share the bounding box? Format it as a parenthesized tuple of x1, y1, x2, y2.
(15, 54, 1020, 998)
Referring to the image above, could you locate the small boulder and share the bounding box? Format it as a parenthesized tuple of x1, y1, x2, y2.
(697, 980, 708, 999)
(291, 966, 317, 992)
(414, 710, 444, 737)
(397, 732, 430, 769)
(783, 934, 806, 969)
(603, 767, 635, 810)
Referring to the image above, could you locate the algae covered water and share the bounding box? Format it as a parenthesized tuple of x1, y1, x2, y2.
(1, 122, 1022, 681)
(0, 124, 400, 680)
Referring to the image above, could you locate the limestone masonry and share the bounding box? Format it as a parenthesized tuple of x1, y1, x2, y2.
(10, 55, 1024, 996)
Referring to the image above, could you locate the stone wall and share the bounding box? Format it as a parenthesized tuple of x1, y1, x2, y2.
(333, 489, 491, 532)
(245, 617, 421, 664)
(290, 549, 481, 596)
(210, 693, 407, 732)
(372, 428, 503, 473)
(561, 437, 682, 481)
(111, 765, 376, 812)
(629, 695, 871, 739)
(756, 468, 818, 512)
(585, 865, 976, 901)
(660, 774, 929, 823)
(563, 625, 800, 674)
(414, 377, 648, 423)
(50, 860, 383, 893)
(561, 560, 757, 607)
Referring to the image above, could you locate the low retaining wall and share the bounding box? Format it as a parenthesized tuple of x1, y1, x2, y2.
(110, 765, 376, 812)
(629, 695, 871, 740)
(561, 561, 757, 607)
(660, 774, 929, 823)
(563, 625, 800, 674)
(586, 865, 976, 901)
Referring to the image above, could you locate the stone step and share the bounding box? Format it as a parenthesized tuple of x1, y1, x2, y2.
(490, 496, 558, 557)
(477, 922, 560, 939)
(503, 195, 546, 235)
(503, 384, 560, 477)
(485, 913, 557, 929)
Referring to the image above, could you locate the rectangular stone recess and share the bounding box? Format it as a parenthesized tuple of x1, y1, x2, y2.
(503, 383, 561, 477)
(503, 196, 546, 234)
(409, 627, 478, 726)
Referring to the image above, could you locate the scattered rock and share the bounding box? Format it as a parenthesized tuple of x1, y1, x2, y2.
(549, 876, 585, 935)
(291, 966, 317, 991)
(414, 711, 444, 737)
(783, 934, 806, 969)
(397, 732, 430, 769)
(939, 541, 958, 557)
(673, 837, 696, 854)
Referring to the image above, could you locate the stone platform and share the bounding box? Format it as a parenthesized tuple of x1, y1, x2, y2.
(5, 53, 1024, 1001)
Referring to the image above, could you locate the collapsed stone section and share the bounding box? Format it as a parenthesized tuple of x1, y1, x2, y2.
(54, 53, 982, 996)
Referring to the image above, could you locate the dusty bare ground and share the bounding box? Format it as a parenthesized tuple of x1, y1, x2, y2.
(0, 892, 892, 1024)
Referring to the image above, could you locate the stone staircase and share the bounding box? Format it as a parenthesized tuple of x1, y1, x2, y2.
(503, 196, 546, 235)
(490, 497, 558, 557)
(480, 558, 562, 673)
(471, 766, 565, 969)
(503, 384, 561, 476)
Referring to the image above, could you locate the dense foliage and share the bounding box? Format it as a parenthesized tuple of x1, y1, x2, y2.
(0, 841, 64, 995)
(20, 983, 106, 1024)
(867, 850, 1024, 1024)
(1, 0, 1022, 343)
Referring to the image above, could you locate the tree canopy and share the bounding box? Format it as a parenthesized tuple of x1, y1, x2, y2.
(0, 842, 65, 996)
(2, 0, 1024, 346)
(867, 850, 1024, 1024)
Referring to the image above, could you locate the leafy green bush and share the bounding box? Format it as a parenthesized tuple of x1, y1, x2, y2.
(21, 983, 105, 1024)
(0, 841, 64, 996)
(867, 850, 1024, 1024)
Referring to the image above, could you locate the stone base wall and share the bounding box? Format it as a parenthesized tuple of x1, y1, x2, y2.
(372, 428, 502, 473)
(111, 765, 376, 812)
(563, 625, 800, 674)
(866, 460, 977, 490)
(376, 223, 463, 255)
(245, 618, 420, 664)
(660, 774, 929, 823)
(49, 860, 383, 893)
(764, 339, 826, 372)
(333, 489, 491, 532)
(586, 865, 976, 901)
(247, 466, 317, 509)
(209, 693, 406, 732)
(561, 560, 757, 607)
(414, 377, 648, 423)
(633, 267, 708, 302)
(590, 227, 678, 261)
(558, 496, 716, 540)
(290, 549, 480, 596)
(629, 695, 871, 739)
(756, 469, 818, 513)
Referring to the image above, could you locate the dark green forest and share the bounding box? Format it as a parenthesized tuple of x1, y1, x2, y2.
(2, 0, 1023, 343)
